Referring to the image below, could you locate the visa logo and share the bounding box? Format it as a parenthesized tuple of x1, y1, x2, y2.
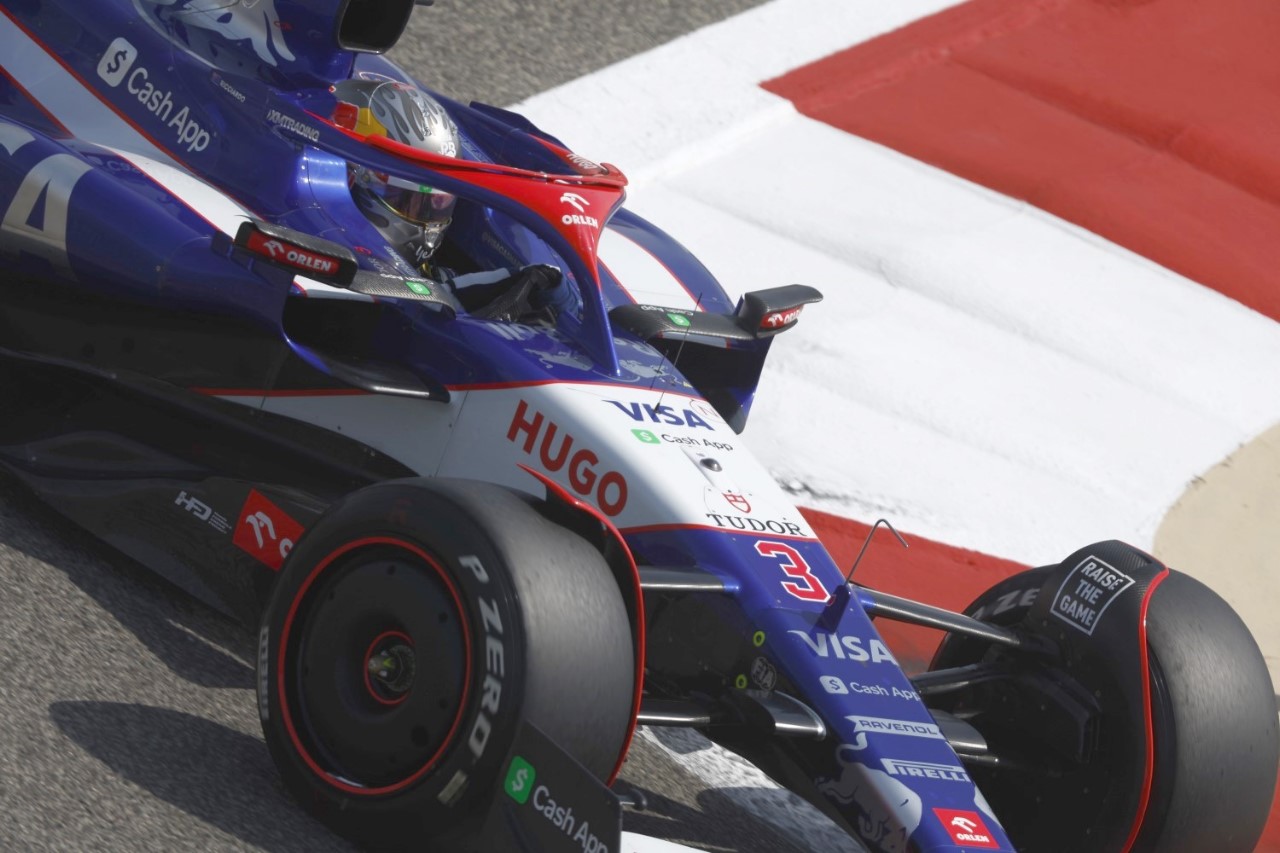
(607, 400, 713, 430)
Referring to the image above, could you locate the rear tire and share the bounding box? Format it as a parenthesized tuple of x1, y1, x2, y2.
(257, 478, 635, 852)
(932, 566, 1277, 852)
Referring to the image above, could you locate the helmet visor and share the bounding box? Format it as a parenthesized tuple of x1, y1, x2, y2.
(373, 176, 457, 228)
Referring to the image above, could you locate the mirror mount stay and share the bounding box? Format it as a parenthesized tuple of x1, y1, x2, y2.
(608, 284, 824, 345)
(227, 219, 460, 315)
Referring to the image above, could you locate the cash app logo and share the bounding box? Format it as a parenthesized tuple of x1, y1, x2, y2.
(632, 429, 660, 445)
(504, 756, 536, 804)
(98, 38, 139, 87)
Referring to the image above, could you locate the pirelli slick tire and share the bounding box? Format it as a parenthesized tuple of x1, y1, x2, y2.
(256, 478, 635, 852)
(931, 565, 1278, 853)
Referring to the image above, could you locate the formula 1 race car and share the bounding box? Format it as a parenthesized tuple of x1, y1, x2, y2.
(1, 2, 1276, 852)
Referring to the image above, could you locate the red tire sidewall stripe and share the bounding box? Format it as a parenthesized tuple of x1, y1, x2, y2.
(1122, 567, 1170, 852)
(276, 536, 473, 797)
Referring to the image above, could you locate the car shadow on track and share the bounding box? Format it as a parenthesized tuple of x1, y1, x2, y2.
(0, 476, 255, 690)
(49, 701, 353, 852)
(617, 729, 848, 853)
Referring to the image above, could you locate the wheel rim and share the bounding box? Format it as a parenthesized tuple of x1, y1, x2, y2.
(279, 538, 472, 794)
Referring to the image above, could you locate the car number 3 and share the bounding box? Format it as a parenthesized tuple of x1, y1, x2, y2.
(755, 540, 829, 602)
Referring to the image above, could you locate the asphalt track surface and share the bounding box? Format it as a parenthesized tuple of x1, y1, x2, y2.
(0, 3, 856, 852)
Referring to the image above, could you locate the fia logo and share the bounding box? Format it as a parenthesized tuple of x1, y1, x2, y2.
(98, 38, 138, 87)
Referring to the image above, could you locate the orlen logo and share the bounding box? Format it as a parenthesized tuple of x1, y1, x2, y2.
(559, 192, 599, 229)
(761, 306, 803, 329)
(248, 233, 338, 275)
(98, 37, 138, 87)
(508, 400, 628, 516)
(933, 809, 1000, 849)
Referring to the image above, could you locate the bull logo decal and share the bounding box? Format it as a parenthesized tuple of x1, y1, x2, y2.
(816, 744, 924, 853)
(145, 0, 296, 67)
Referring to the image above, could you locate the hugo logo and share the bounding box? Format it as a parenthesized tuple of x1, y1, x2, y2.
(507, 400, 628, 516)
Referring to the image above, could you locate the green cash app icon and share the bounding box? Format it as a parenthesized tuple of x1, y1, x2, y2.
(632, 429, 661, 445)
(667, 312, 692, 328)
(405, 281, 432, 296)
(504, 755, 536, 804)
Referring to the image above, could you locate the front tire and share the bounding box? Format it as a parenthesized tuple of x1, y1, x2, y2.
(931, 564, 1278, 852)
(257, 479, 636, 852)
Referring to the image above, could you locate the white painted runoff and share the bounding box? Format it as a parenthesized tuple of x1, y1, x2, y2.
(520, 0, 1280, 845)
(528, 0, 1280, 567)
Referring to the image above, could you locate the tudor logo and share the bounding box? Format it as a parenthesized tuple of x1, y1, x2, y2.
(560, 192, 589, 212)
(723, 491, 751, 513)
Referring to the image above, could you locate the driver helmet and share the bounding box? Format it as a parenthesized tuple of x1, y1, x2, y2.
(332, 79, 461, 270)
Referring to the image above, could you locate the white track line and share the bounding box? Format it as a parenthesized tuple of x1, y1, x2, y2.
(514, 0, 1280, 839)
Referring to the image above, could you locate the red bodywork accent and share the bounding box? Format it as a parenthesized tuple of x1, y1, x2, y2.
(755, 539, 830, 602)
(761, 306, 803, 330)
(517, 465, 645, 785)
(332, 101, 358, 130)
(933, 808, 1001, 848)
(1122, 567, 1170, 852)
(277, 537, 472, 796)
(243, 229, 341, 276)
(530, 135, 612, 177)
(0, 63, 68, 134)
(233, 489, 306, 571)
(320, 117, 626, 297)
